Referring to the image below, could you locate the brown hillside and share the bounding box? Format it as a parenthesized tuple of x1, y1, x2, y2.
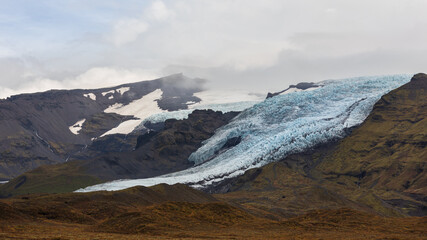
(0, 185, 425, 239)
(216, 73, 427, 218)
(317, 73, 427, 197)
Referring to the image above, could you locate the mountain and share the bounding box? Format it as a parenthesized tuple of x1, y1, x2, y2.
(317, 73, 427, 198)
(214, 73, 427, 217)
(0, 73, 263, 180)
(0, 73, 425, 239)
(0, 110, 239, 197)
(0, 73, 199, 179)
(78, 74, 413, 192)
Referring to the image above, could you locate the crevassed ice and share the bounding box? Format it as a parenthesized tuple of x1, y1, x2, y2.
(76, 74, 411, 192)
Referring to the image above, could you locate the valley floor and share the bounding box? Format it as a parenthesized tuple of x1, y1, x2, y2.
(0, 209, 425, 240)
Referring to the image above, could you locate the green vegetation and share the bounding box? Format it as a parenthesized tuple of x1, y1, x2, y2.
(0, 161, 103, 197)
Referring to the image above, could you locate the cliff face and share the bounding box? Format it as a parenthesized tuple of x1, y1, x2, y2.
(216, 73, 427, 218)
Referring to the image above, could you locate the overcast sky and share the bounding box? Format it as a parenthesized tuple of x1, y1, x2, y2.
(0, 0, 426, 98)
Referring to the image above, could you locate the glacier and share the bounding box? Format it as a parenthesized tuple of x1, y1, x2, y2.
(76, 74, 411, 192)
(136, 90, 265, 128)
(138, 100, 261, 126)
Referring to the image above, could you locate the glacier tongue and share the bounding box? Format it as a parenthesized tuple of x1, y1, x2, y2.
(76, 74, 411, 192)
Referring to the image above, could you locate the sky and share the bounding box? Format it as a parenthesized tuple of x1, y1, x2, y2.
(0, 0, 427, 98)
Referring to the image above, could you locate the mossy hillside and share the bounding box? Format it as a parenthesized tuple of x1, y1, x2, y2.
(0, 161, 103, 197)
(217, 74, 427, 218)
(316, 73, 427, 195)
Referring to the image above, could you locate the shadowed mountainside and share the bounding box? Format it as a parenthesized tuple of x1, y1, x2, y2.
(0, 110, 238, 197)
(0, 74, 204, 180)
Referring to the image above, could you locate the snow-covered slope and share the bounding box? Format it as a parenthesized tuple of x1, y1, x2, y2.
(76, 74, 411, 192)
(93, 80, 264, 137)
(102, 89, 263, 136)
(101, 89, 165, 136)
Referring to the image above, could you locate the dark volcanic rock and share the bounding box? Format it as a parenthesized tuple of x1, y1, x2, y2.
(266, 82, 320, 99)
(83, 110, 239, 181)
(0, 74, 205, 179)
(0, 110, 239, 197)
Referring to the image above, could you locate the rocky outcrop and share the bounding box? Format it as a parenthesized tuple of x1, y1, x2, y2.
(266, 82, 320, 98)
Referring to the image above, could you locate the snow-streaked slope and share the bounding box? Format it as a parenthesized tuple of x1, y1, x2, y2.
(69, 119, 86, 135)
(77, 75, 412, 193)
(101, 89, 164, 136)
(102, 89, 264, 136)
(77, 75, 411, 192)
(102, 87, 130, 97)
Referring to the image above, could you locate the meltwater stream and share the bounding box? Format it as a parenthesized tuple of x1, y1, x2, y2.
(77, 74, 411, 192)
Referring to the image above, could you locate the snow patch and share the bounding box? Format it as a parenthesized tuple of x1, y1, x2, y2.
(83, 93, 96, 101)
(116, 87, 130, 95)
(101, 89, 164, 136)
(77, 74, 411, 193)
(100, 120, 142, 136)
(0, 181, 8, 184)
(69, 119, 86, 135)
(108, 95, 114, 99)
(102, 90, 115, 96)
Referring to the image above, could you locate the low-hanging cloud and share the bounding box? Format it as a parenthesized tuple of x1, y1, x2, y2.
(0, 0, 427, 98)
(0, 66, 160, 99)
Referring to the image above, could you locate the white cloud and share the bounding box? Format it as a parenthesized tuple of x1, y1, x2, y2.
(146, 0, 171, 21)
(68, 67, 160, 89)
(109, 0, 171, 46)
(111, 18, 149, 46)
(1, 0, 427, 96)
(0, 67, 160, 99)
